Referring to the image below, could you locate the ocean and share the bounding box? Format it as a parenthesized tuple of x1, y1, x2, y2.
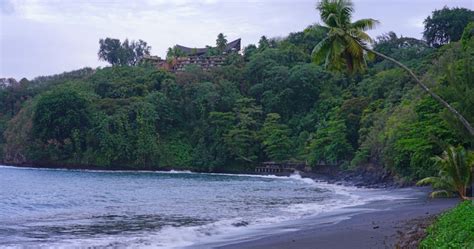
(0, 165, 418, 248)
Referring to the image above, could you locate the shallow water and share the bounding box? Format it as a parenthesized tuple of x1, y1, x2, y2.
(0, 165, 416, 248)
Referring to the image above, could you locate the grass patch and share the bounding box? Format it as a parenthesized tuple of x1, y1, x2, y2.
(420, 201, 474, 249)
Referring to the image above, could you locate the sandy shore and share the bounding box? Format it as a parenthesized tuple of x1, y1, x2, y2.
(209, 192, 458, 249)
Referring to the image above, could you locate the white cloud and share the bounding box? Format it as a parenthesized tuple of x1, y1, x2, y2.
(1, 0, 473, 79)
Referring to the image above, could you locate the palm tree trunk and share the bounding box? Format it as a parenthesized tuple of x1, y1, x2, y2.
(362, 47, 474, 136)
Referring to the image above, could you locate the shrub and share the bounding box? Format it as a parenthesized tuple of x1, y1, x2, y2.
(420, 201, 474, 248)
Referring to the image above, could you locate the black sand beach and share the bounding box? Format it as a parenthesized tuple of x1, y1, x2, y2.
(209, 191, 459, 249)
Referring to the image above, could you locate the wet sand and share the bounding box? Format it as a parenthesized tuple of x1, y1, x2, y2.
(214, 195, 458, 249)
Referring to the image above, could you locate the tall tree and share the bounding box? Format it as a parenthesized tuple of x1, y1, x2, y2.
(423, 7, 474, 47)
(260, 113, 292, 161)
(224, 98, 262, 162)
(308, 118, 353, 164)
(243, 44, 258, 61)
(216, 33, 228, 54)
(98, 38, 121, 65)
(312, 0, 474, 136)
(129, 39, 152, 66)
(258, 36, 270, 51)
(98, 38, 151, 66)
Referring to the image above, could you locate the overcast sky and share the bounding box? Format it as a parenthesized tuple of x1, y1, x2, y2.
(1, 0, 472, 80)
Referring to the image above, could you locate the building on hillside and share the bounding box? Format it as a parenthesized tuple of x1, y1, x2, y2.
(175, 38, 241, 56)
(142, 38, 241, 72)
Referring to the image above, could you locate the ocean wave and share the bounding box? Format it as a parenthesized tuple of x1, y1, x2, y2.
(46, 213, 307, 249)
(160, 170, 194, 174)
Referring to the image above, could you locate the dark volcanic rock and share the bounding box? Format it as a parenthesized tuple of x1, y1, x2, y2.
(302, 163, 407, 189)
(394, 215, 437, 249)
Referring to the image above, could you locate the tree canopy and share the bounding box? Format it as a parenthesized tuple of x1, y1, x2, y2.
(216, 33, 228, 54)
(98, 38, 151, 66)
(423, 7, 474, 47)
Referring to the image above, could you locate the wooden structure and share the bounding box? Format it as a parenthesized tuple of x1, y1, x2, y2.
(142, 38, 241, 72)
(172, 56, 227, 72)
(175, 38, 241, 56)
(255, 161, 308, 174)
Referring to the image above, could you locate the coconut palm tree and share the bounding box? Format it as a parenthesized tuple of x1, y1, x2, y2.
(312, 0, 474, 136)
(417, 145, 474, 200)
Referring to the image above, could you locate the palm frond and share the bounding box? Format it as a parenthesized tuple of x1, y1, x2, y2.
(352, 55, 367, 73)
(317, 0, 353, 28)
(317, 0, 337, 27)
(335, 0, 354, 26)
(326, 13, 340, 28)
(343, 36, 364, 58)
(364, 51, 376, 62)
(328, 37, 346, 68)
(332, 36, 346, 54)
(311, 37, 331, 64)
(351, 18, 379, 31)
(349, 29, 374, 44)
(421, 145, 474, 199)
(416, 177, 441, 186)
(329, 27, 345, 37)
(307, 24, 330, 34)
(430, 190, 452, 198)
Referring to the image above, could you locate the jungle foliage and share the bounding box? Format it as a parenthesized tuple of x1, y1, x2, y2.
(420, 201, 474, 249)
(1, 11, 473, 179)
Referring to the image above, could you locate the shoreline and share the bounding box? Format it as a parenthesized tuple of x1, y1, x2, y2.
(204, 197, 459, 249)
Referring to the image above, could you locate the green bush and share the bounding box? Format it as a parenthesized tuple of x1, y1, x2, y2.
(420, 201, 474, 249)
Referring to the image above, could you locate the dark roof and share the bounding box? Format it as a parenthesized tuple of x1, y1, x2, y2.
(175, 38, 241, 56)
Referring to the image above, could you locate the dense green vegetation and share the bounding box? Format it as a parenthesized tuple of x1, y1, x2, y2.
(0, 5, 473, 181)
(314, 0, 473, 136)
(420, 201, 474, 249)
(417, 146, 474, 199)
(423, 7, 474, 47)
(98, 38, 151, 66)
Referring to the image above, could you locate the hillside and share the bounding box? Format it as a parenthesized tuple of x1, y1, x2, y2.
(1, 26, 473, 182)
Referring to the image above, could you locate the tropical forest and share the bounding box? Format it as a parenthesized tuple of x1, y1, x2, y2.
(1, 5, 474, 185)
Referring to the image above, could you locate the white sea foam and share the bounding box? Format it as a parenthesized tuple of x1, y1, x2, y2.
(41, 215, 276, 248)
(165, 170, 193, 174)
(51, 213, 307, 249)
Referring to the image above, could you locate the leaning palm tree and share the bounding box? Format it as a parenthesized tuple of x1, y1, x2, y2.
(312, 0, 474, 136)
(417, 146, 474, 200)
